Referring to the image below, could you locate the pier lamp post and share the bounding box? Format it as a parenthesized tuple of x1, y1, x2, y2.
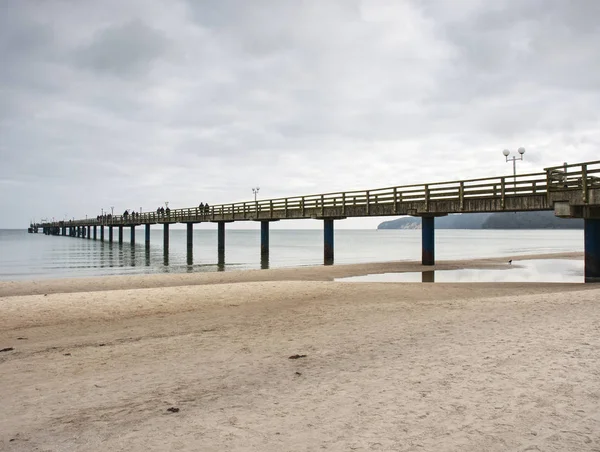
(165, 202, 169, 208)
(503, 147, 525, 193)
(252, 187, 260, 202)
(111, 206, 114, 215)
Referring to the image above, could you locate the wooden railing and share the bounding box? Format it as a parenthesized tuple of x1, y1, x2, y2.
(39, 160, 600, 228)
(545, 160, 600, 203)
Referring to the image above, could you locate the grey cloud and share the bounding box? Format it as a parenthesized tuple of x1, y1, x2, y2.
(73, 20, 170, 76)
(1, 0, 600, 228)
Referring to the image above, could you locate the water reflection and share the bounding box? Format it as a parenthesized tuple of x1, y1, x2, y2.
(336, 260, 584, 283)
(261, 253, 269, 270)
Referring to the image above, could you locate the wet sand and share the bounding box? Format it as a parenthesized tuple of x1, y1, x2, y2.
(1, 254, 599, 451)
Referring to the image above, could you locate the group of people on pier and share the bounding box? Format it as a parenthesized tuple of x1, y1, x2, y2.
(92, 203, 212, 224)
(123, 210, 141, 219)
(156, 206, 171, 217)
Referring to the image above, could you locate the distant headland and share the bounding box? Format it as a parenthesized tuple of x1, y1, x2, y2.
(377, 211, 584, 230)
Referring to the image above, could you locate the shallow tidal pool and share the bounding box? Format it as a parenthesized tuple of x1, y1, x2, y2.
(335, 259, 584, 283)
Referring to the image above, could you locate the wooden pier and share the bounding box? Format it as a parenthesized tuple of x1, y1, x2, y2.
(33, 160, 600, 281)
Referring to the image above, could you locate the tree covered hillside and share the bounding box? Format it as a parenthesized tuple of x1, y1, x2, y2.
(377, 211, 583, 229)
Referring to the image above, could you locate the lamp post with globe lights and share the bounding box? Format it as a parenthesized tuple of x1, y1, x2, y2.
(503, 147, 526, 193)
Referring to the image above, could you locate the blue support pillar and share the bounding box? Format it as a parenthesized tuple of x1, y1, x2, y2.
(218, 221, 225, 253)
(100, 225, 104, 242)
(261, 221, 269, 255)
(186, 223, 193, 250)
(108, 226, 113, 243)
(324, 218, 334, 264)
(145, 224, 151, 247)
(422, 216, 435, 266)
(118, 226, 123, 244)
(130, 225, 136, 245)
(585, 218, 600, 283)
(164, 223, 169, 249)
(186, 223, 193, 266)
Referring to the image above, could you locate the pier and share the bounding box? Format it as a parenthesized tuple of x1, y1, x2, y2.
(33, 160, 600, 282)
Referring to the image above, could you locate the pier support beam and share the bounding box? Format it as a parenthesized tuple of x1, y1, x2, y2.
(62, 227, 66, 236)
(261, 221, 270, 255)
(164, 223, 169, 249)
(145, 224, 151, 247)
(100, 226, 104, 242)
(186, 223, 193, 250)
(324, 218, 334, 264)
(218, 221, 226, 253)
(87, 226, 91, 239)
(422, 216, 435, 265)
(118, 226, 123, 244)
(93, 226, 97, 240)
(585, 218, 600, 283)
(108, 226, 113, 243)
(130, 225, 136, 245)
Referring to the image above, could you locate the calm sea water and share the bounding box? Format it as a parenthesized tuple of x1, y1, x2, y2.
(0, 229, 584, 281)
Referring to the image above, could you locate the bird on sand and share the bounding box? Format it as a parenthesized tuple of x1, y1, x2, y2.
(508, 259, 513, 265)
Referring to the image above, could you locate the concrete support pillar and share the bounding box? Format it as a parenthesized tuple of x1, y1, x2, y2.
(108, 226, 113, 243)
(422, 216, 435, 266)
(217, 250, 225, 271)
(130, 225, 136, 245)
(187, 247, 193, 266)
(145, 224, 151, 247)
(186, 223, 193, 250)
(100, 225, 104, 242)
(324, 218, 334, 264)
(87, 226, 91, 239)
(585, 218, 600, 283)
(93, 226, 97, 240)
(218, 221, 225, 253)
(118, 226, 123, 244)
(164, 223, 169, 249)
(261, 221, 269, 255)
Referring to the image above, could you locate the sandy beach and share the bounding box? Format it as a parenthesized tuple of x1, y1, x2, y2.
(1, 255, 599, 451)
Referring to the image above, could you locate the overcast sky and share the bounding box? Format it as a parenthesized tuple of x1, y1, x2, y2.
(1, 0, 599, 229)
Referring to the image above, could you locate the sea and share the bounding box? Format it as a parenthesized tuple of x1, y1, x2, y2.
(0, 228, 584, 281)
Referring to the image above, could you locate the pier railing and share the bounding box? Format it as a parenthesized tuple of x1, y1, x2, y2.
(40, 160, 600, 227)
